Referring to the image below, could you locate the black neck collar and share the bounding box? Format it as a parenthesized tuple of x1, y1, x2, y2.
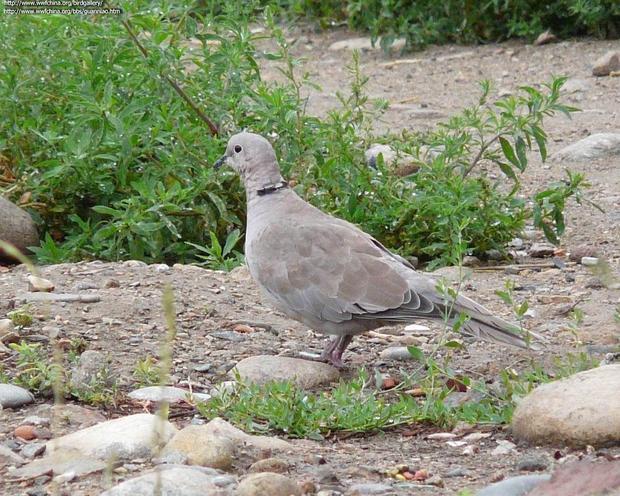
(256, 180, 289, 196)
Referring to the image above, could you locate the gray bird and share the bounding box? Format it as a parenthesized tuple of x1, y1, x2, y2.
(214, 132, 540, 367)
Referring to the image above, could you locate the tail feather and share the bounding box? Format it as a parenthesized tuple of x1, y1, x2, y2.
(461, 314, 544, 350)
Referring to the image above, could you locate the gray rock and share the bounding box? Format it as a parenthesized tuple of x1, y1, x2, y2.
(328, 37, 406, 52)
(161, 425, 235, 470)
(511, 364, 620, 447)
(592, 50, 620, 76)
(445, 467, 471, 477)
(476, 474, 551, 496)
(231, 355, 339, 388)
(379, 347, 418, 361)
(70, 350, 114, 393)
(346, 482, 395, 495)
(527, 459, 620, 496)
(0, 384, 35, 408)
(237, 472, 301, 496)
(0, 443, 26, 466)
(516, 454, 549, 472)
(0, 197, 39, 262)
(128, 386, 211, 404)
(46, 413, 178, 461)
(529, 243, 555, 258)
(248, 457, 290, 474)
(16, 292, 101, 303)
(462, 255, 481, 267)
(7, 449, 106, 480)
(100, 465, 231, 496)
(554, 133, 620, 161)
(20, 443, 46, 459)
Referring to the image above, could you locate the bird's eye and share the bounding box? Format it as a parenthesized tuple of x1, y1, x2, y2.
(234, 145, 242, 153)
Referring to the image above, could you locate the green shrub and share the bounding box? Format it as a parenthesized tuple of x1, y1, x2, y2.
(271, 0, 619, 48)
(0, 2, 594, 268)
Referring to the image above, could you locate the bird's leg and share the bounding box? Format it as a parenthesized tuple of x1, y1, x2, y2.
(321, 335, 353, 368)
(320, 336, 340, 361)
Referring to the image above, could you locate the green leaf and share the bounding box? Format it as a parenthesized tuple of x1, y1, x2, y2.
(92, 206, 121, 217)
(222, 229, 241, 257)
(407, 346, 425, 361)
(499, 137, 520, 169)
(498, 161, 517, 181)
(515, 136, 527, 171)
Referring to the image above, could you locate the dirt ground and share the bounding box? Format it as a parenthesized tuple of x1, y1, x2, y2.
(1, 28, 619, 495)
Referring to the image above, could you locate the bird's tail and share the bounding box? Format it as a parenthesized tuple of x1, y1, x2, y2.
(460, 314, 543, 350)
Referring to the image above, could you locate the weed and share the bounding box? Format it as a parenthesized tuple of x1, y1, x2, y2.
(9, 341, 65, 396)
(273, 0, 620, 49)
(132, 355, 161, 387)
(188, 229, 244, 271)
(0, 365, 9, 383)
(70, 366, 120, 407)
(198, 352, 597, 439)
(8, 307, 34, 327)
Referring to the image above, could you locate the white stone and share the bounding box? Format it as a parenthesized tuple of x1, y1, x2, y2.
(592, 50, 620, 76)
(581, 256, 599, 266)
(328, 37, 406, 52)
(511, 364, 620, 447)
(554, 133, 620, 161)
(27, 275, 55, 292)
(0, 384, 35, 408)
(161, 425, 235, 469)
(128, 386, 211, 404)
(200, 418, 291, 452)
(231, 355, 339, 388)
(46, 413, 178, 460)
(100, 465, 232, 496)
(404, 324, 431, 332)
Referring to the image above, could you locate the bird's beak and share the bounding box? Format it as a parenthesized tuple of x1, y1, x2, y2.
(214, 156, 227, 169)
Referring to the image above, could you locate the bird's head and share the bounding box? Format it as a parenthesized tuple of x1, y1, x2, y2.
(214, 132, 285, 196)
(214, 132, 278, 175)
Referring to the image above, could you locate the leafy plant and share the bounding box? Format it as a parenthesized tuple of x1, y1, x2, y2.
(198, 351, 598, 439)
(0, 3, 598, 268)
(9, 341, 65, 396)
(272, 0, 620, 49)
(7, 307, 34, 327)
(533, 170, 601, 244)
(70, 365, 120, 407)
(188, 228, 244, 271)
(133, 355, 161, 387)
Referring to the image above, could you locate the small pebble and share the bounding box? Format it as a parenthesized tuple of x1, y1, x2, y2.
(581, 256, 599, 266)
(14, 425, 37, 441)
(516, 454, 549, 472)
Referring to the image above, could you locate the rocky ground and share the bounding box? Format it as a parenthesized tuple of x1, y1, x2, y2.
(1, 29, 620, 496)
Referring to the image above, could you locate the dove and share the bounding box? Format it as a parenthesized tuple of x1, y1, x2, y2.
(214, 132, 540, 367)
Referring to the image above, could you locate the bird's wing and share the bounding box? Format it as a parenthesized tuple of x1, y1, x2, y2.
(247, 221, 438, 324)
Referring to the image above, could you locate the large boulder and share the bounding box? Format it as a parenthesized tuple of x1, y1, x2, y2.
(0, 197, 39, 261)
(511, 364, 620, 447)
